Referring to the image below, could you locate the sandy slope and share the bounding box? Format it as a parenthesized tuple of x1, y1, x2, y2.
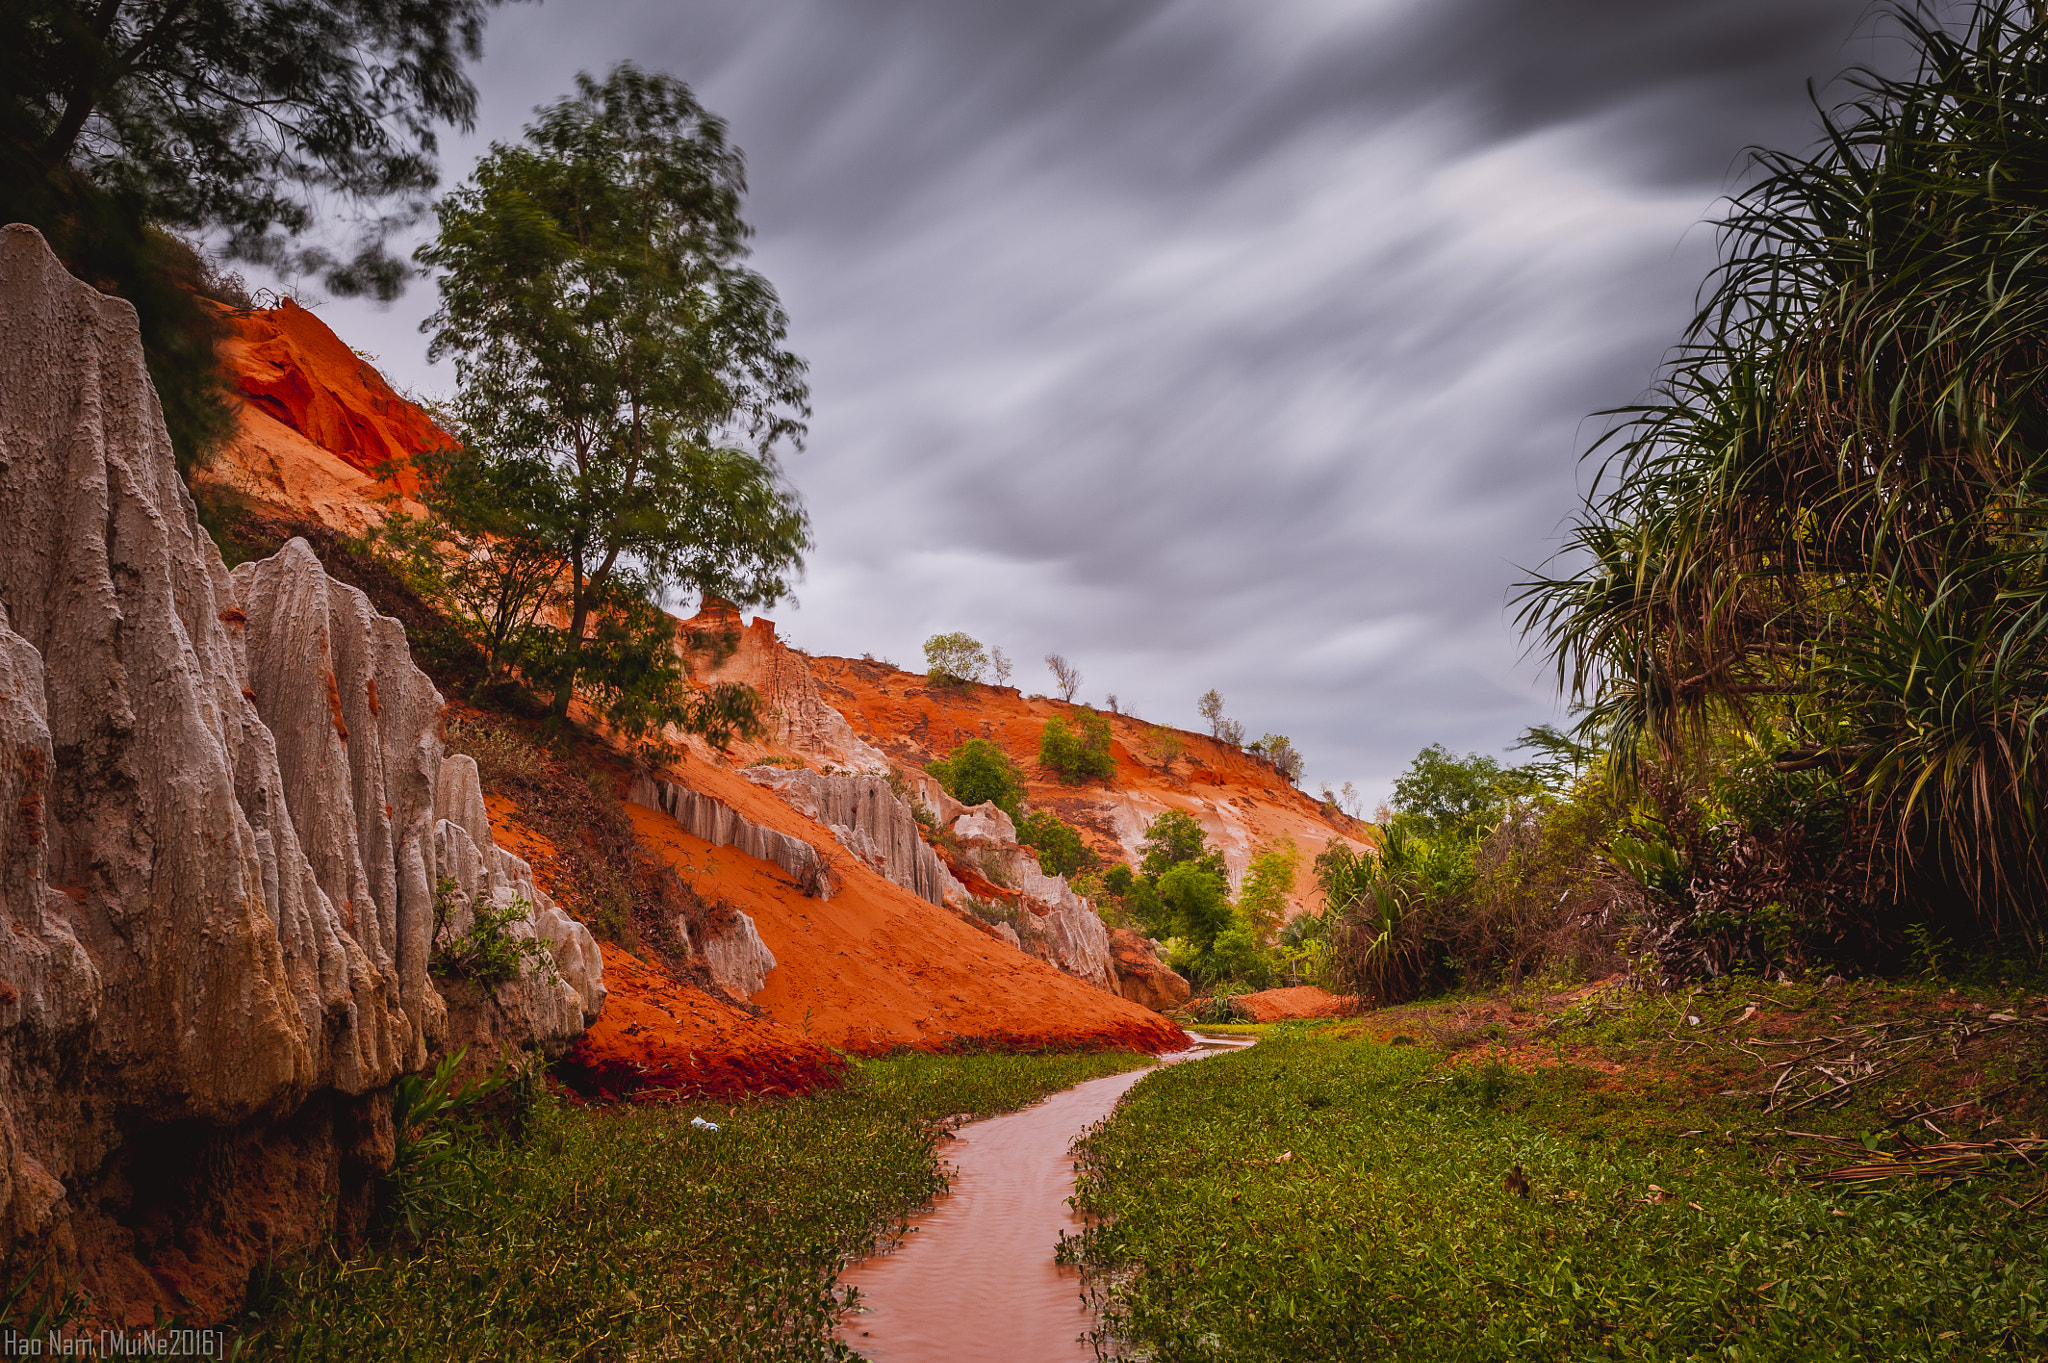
(807, 655, 1370, 918)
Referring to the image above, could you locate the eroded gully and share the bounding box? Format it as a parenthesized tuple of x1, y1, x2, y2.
(836, 1033, 1254, 1362)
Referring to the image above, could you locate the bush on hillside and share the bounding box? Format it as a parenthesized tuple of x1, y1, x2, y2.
(923, 632, 988, 688)
(1017, 810, 1098, 878)
(1247, 733, 1305, 785)
(1039, 711, 1117, 784)
(927, 739, 1025, 820)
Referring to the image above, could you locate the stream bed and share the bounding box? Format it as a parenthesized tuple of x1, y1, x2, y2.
(837, 1032, 1253, 1362)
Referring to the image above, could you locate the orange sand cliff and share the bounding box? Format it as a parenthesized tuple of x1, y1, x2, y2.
(805, 655, 1370, 919)
(626, 777, 1183, 1055)
(195, 311, 1302, 1094)
(200, 299, 452, 532)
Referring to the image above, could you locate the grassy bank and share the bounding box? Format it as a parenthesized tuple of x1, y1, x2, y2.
(1069, 991, 2048, 1362)
(244, 1048, 1150, 1361)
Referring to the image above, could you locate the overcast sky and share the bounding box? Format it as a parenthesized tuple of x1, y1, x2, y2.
(304, 0, 1911, 807)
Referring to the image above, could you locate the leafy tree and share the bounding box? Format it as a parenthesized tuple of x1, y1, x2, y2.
(1237, 837, 1300, 947)
(1197, 688, 1244, 746)
(5, 0, 499, 296)
(1247, 733, 1305, 785)
(1045, 653, 1082, 702)
(420, 64, 812, 727)
(3, 0, 503, 468)
(369, 447, 561, 692)
(1017, 810, 1097, 878)
(924, 632, 988, 687)
(1140, 810, 1226, 881)
(990, 646, 1013, 687)
(926, 738, 1025, 820)
(1157, 863, 1232, 955)
(1390, 744, 1521, 840)
(1039, 711, 1116, 785)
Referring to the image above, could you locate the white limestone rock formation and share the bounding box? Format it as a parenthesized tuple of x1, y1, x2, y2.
(678, 602, 890, 772)
(758, 766, 1119, 995)
(0, 224, 603, 1321)
(741, 766, 964, 906)
(431, 755, 605, 1035)
(698, 910, 777, 998)
(629, 774, 836, 898)
(945, 804, 1119, 993)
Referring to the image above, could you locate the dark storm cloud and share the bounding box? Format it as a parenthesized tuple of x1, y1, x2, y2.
(312, 0, 1924, 804)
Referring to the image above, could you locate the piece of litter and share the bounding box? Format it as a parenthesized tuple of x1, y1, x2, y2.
(690, 1117, 720, 1132)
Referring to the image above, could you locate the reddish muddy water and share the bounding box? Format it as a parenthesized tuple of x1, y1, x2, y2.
(837, 1034, 1253, 1362)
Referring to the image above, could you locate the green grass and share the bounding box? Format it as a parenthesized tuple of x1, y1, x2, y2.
(242, 1048, 1150, 1361)
(1068, 1032, 2048, 1362)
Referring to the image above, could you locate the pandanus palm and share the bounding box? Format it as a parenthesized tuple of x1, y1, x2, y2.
(1519, 0, 2048, 928)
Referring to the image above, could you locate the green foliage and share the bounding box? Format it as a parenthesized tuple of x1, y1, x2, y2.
(926, 738, 1026, 820)
(1182, 993, 1249, 1025)
(366, 457, 562, 691)
(420, 64, 811, 725)
(3, 0, 498, 300)
(1246, 732, 1304, 785)
(922, 631, 988, 687)
(1236, 837, 1299, 947)
(1038, 710, 1116, 785)
(428, 877, 558, 988)
(1390, 742, 1546, 840)
(1140, 810, 1227, 880)
(250, 1050, 1149, 1360)
(1016, 809, 1097, 878)
(1518, 1, 2048, 936)
(1070, 1032, 2048, 1362)
(1158, 864, 1232, 953)
(1196, 688, 1244, 746)
(1141, 724, 1184, 764)
(388, 1049, 512, 1238)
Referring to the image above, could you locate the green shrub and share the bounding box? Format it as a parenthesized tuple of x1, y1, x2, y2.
(1140, 809, 1226, 879)
(1016, 810, 1098, 877)
(430, 878, 559, 987)
(923, 631, 988, 688)
(1038, 711, 1117, 784)
(926, 738, 1026, 820)
(1183, 993, 1249, 1025)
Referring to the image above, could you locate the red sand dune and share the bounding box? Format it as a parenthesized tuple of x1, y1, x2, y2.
(566, 946, 848, 1098)
(1229, 985, 1359, 1022)
(216, 300, 450, 493)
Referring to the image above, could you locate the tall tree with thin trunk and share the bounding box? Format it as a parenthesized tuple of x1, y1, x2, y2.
(421, 64, 812, 727)
(1045, 653, 1082, 702)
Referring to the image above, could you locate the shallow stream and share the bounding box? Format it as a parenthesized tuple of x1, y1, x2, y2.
(837, 1032, 1253, 1362)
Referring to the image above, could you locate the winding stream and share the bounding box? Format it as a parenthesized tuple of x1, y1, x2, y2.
(837, 1033, 1253, 1362)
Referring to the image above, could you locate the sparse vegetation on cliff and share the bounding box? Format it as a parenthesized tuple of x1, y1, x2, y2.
(1038, 710, 1117, 784)
(926, 737, 1026, 819)
(923, 631, 990, 688)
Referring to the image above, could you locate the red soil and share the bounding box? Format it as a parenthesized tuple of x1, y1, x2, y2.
(1229, 985, 1358, 1022)
(565, 946, 848, 1099)
(214, 300, 451, 494)
(626, 756, 1187, 1056)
